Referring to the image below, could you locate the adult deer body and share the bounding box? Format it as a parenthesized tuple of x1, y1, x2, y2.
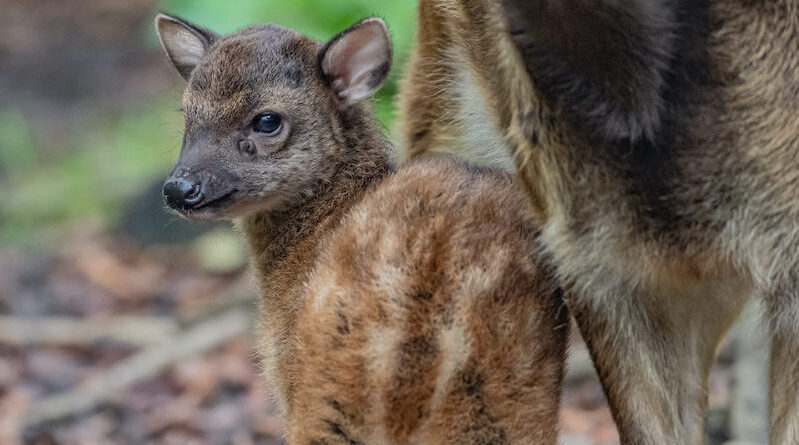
(397, 1, 799, 443)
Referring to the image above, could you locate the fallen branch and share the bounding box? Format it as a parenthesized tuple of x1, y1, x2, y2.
(0, 315, 179, 346)
(22, 307, 252, 428)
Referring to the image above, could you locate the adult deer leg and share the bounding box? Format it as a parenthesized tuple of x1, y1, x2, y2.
(567, 277, 749, 444)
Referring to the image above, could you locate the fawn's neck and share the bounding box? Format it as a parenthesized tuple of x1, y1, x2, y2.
(238, 108, 392, 290)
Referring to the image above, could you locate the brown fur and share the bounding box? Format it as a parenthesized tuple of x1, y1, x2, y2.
(397, 1, 799, 443)
(155, 15, 568, 444)
(249, 162, 567, 445)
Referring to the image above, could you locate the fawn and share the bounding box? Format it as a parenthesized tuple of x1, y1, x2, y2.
(396, 0, 799, 443)
(155, 14, 568, 444)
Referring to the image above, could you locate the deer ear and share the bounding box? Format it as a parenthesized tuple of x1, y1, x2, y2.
(155, 13, 218, 81)
(320, 18, 393, 106)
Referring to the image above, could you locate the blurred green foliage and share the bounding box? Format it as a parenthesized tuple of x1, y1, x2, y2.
(0, 105, 184, 247)
(0, 1, 417, 247)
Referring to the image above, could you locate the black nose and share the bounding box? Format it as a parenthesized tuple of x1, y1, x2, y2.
(163, 178, 203, 209)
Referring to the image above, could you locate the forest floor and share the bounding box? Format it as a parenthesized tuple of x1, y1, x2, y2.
(0, 225, 767, 445)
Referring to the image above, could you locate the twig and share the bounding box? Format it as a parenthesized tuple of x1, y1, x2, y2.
(22, 307, 252, 428)
(178, 274, 256, 323)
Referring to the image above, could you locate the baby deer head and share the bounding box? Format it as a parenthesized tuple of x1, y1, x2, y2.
(155, 14, 392, 220)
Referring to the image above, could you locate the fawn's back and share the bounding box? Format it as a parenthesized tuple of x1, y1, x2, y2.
(289, 161, 567, 445)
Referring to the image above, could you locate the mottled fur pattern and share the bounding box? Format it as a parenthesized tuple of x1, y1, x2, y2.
(254, 162, 567, 445)
(397, 1, 799, 444)
(155, 15, 568, 444)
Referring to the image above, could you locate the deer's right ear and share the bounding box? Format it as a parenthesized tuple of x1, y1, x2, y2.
(320, 18, 393, 107)
(155, 13, 218, 81)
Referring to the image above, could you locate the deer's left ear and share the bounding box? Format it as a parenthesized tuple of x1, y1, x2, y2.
(320, 18, 393, 106)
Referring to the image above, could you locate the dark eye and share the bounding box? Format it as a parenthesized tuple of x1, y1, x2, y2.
(253, 113, 282, 135)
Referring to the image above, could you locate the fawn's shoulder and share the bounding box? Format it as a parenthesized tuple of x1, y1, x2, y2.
(312, 159, 542, 297)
